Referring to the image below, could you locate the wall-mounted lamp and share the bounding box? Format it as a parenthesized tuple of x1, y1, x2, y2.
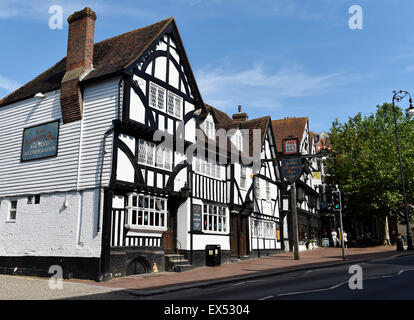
(34, 92, 45, 99)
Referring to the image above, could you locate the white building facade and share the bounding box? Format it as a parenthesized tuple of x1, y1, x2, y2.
(0, 8, 289, 280)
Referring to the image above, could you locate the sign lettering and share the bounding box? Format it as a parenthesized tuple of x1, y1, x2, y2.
(192, 204, 202, 232)
(21, 121, 59, 161)
(281, 158, 302, 183)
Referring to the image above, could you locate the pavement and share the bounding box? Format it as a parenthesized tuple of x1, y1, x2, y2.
(70, 245, 403, 296)
(147, 253, 414, 300)
(0, 245, 408, 299)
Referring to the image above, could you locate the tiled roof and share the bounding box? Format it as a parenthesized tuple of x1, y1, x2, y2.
(271, 117, 308, 153)
(200, 104, 272, 157)
(239, 116, 270, 155)
(201, 104, 234, 125)
(0, 18, 173, 107)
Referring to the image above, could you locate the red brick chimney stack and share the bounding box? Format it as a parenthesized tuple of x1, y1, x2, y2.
(232, 105, 248, 123)
(66, 7, 96, 71)
(60, 7, 97, 124)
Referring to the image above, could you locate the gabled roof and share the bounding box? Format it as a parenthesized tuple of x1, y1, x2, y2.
(200, 104, 234, 125)
(203, 103, 272, 156)
(239, 116, 270, 155)
(271, 117, 308, 153)
(0, 17, 174, 107)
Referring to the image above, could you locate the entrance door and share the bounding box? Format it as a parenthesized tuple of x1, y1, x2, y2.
(240, 216, 248, 256)
(230, 215, 248, 257)
(163, 207, 177, 253)
(230, 215, 238, 256)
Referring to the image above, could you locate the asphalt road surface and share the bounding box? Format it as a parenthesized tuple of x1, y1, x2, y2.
(134, 254, 414, 300)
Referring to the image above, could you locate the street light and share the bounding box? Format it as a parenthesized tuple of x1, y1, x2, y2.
(392, 90, 414, 250)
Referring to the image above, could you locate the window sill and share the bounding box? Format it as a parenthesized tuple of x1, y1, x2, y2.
(125, 224, 167, 233)
(191, 231, 230, 236)
(6, 220, 16, 223)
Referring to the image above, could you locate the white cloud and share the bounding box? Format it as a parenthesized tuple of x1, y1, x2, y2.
(196, 63, 362, 111)
(0, 75, 20, 92)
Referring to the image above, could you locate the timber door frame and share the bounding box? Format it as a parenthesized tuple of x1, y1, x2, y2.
(163, 203, 178, 253)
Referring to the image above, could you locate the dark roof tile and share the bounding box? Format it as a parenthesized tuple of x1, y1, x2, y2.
(0, 18, 173, 107)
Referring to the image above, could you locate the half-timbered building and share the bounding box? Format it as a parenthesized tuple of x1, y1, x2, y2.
(0, 8, 209, 279)
(272, 117, 321, 251)
(208, 106, 284, 258)
(0, 7, 290, 280)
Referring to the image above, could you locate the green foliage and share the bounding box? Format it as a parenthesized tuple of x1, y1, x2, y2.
(326, 103, 414, 220)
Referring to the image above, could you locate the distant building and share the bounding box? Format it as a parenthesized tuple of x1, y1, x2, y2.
(272, 117, 320, 251)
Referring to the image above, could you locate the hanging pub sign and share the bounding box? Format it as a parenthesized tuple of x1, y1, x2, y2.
(21, 120, 59, 161)
(192, 204, 202, 232)
(281, 157, 302, 183)
(282, 137, 299, 155)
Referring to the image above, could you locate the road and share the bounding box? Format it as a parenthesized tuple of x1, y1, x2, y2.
(133, 254, 414, 300)
(2, 253, 413, 300)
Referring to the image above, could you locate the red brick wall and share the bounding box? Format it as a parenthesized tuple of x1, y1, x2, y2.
(60, 8, 96, 124)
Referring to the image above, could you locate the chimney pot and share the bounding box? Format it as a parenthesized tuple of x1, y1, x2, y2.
(232, 105, 248, 123)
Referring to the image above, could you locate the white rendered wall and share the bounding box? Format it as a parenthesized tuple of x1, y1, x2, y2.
(176, 198, 191, 250)
(0, 189, 102, 257)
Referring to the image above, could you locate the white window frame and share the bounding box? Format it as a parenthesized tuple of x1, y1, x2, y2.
(149, 82, 166, 112)
(202, 203, 227, 234)
(166, 91, 183, 119)
(7, 200, 17, 222)
(204, 119, 215, 140)
(266, 180, 271, 201)
(255, 178, 261, 198)
(252, 219, 275, 239)
(194, 156, 221, 179)
(125, 193, 168, 232)
(138, 139, 172, 171)
(240, 166, 246, 189)
(236, 133, 243, 151)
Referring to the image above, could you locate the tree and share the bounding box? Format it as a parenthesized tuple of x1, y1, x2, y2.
(326, 103, 414, 242)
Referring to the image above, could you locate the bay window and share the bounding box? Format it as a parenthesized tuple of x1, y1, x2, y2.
(138, 139, 172, 171)
(125, 193, 167, 232)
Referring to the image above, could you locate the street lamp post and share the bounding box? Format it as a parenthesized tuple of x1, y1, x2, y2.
(392, 90, 414, 250)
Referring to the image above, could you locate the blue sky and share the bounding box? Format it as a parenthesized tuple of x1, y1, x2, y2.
(1, 0, 414, 132)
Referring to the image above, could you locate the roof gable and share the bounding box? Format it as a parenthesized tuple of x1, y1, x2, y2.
(271, 117, 308, 153)
(0, 17, 173, 107)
